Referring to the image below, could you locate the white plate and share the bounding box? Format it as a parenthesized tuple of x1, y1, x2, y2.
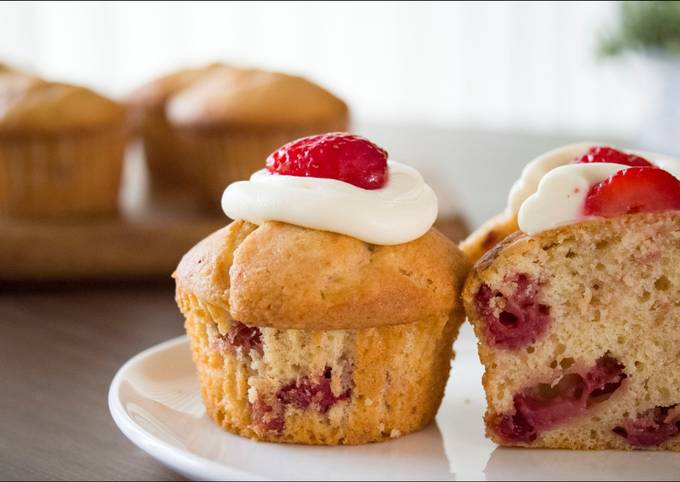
(109, 324, 680, 481)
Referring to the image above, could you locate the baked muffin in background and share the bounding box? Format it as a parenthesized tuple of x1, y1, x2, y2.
(0, 78, 126, 218)
(126, 63, 230, 189)
(166, 68, 349, 207)
(174, 133, 469, 445)
(463, 146, 680, 451)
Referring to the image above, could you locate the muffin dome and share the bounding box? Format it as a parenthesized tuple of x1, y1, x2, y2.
(166, 69, 348, 129)
(126, 63, 230, 117)
(176, 220, 466, 330)
(0, 81, 124, 133)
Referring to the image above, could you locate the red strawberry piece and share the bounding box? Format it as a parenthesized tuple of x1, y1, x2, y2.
(277, 367, 351, 414)
(266, 132, 388, 189)
(214, 321, 263, 356)
(251, 398, 285, 434)
(494, 355, 626, 444)
(474, 274, 551, 350)
(574, 146, 653, 167)
(613, 404, 680, 447)
(583, 167, 680, 217)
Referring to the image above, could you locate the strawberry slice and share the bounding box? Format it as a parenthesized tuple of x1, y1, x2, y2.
(584, 167, 680, 217)
(574, 146, 653, 167)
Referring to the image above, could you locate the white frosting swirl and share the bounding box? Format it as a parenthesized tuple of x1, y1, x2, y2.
(513, 146, 680, 235)
(507, 142, 596, 215)
(221, 161, 438, 245)
(518, 163, 626, 235)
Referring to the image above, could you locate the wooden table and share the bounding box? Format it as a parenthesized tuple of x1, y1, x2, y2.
(0, 281, 185, 481)
(0, 127, 625, 480)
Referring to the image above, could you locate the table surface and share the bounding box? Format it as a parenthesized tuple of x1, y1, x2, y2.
(0, 126, 627, 481)
(1, 282, 186, 481)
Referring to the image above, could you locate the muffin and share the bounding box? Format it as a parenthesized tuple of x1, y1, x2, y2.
(166, 68, 349, 207)
(0, 79, 126, 218)
(174, 133, 469, 444)
(126, 63, 230, 189)
(463, 147, 680, 450)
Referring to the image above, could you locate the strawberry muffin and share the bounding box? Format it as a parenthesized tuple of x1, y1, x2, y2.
(463, 146, 680, 450)
(174, 133, 469, 445)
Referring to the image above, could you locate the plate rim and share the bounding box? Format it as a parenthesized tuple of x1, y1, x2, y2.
(108, 335, 266, 481)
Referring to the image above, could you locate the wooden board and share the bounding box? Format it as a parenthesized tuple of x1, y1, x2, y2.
(0, 148, 469, 281)
(0, 151, 226, 281)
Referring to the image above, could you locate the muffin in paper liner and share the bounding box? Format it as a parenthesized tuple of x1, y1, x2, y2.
(174, 221, 469, 445)
(126, 64, 229, 191)
(0, 128, 126, 218)
(0, 77, 126, 218)
(128, 65, 349, 201)
(178, 289, 461, 445)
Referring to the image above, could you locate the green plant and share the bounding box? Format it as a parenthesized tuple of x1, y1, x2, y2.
(600, 1, 680, 58)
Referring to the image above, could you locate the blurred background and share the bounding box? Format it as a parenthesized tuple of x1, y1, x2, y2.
(2, 1, 679, 231)
(0, 1, 673, 138)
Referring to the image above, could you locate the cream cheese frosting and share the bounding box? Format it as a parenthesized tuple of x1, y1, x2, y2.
(221, 161, 438, 245)
(512, 145, 680, 235)
(507, 142, 596, 215)
(518, 163, 626, 235)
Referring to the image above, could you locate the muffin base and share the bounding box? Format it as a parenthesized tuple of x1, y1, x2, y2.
(141, 110, 193, 191)
(177, 288, 462, 445)
(0, 128, 125, 218)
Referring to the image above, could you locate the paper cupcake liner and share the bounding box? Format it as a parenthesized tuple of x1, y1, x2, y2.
(141, 111, 193, 190)
(177, 287, 461, 445)
(173, 117, 349, 209)
(0, 128, 126, 218)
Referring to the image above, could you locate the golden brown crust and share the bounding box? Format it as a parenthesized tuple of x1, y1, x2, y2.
(0, 81, 125, 134)
(166, 68, 349, 129)
(173, 220, 258, 308)
(459, 211, 518, 263)
(175, 220, 470, 330)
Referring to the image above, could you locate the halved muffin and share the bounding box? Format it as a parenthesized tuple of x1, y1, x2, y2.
(464, 213, 680, 450)
(463, 147, 680, 450)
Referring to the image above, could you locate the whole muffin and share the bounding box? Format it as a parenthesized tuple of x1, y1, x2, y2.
(126, 63, 229, 189)
(166, 68, 349, 206)
(0, 79, 126, 218)
(174, 133, 469, 444)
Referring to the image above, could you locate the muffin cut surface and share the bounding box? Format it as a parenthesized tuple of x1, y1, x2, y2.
(464, 212, 680, 450)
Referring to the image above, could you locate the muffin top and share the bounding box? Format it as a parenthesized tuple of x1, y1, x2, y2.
(166, 68, 348, 129)
(126, 63, 231, 113)
(0, 80, 125, 133)
(174, 220, 469, 330)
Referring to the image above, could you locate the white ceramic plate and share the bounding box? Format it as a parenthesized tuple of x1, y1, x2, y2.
(109, 324, 680, 481)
